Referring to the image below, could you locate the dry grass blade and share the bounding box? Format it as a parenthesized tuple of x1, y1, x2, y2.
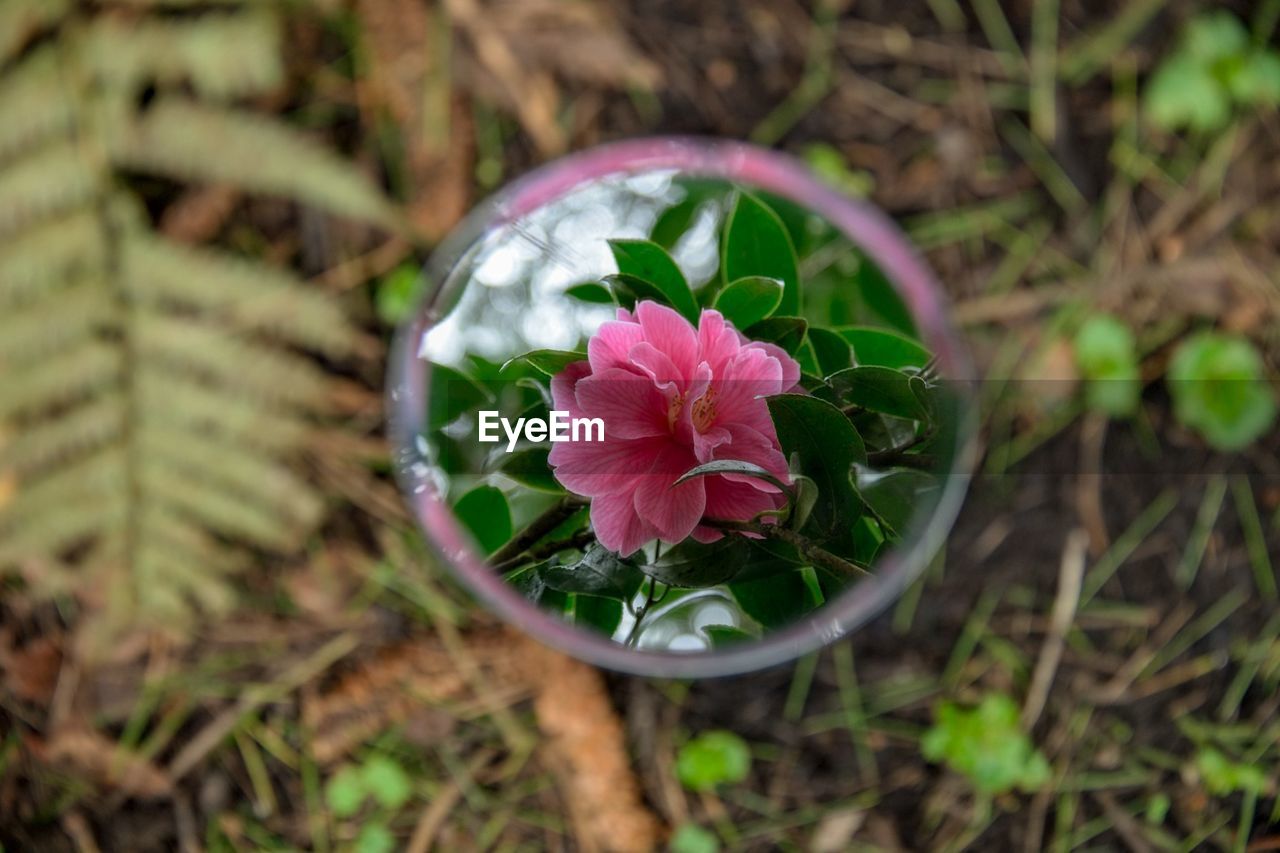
(1022, 528, 1087, 729)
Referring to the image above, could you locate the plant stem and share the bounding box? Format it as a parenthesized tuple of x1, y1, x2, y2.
(487, 495, 586, 567)
(492, 529, 595, 575)
(702, 519, 870, 579)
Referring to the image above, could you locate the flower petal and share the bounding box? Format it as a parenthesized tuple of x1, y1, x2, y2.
(588, 317, 644, 374)
(633, 442, 705, 543)
(574, 367, 669, 439)
(549, 434, 666, 497)
(637, 300, 699, 379)
(591, 491, 657, 556)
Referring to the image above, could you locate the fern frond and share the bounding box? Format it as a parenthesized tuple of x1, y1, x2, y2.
(142, 424, 323, 528)
(109, 98, 402, 228)
(0, 395, 123, 476)
(135, 313, 330, 406)
(0, 212, 107, 306)
(0, 451, 125, 559)
(0, 279, 112, 365)
(0, 499, 125, 565)
(0, 342, 122, 420)
(140, 462, 299, 549)
(124, 235, 357, 356)
(0, 140, 101, 240)
(85, 12, 283, 100)
(0, 48, 75, 165)
(138, 372, 309, 452)
(0, 0, 72, 65)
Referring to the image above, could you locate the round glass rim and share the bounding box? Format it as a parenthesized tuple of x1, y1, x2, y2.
(387, 136, 979, 678)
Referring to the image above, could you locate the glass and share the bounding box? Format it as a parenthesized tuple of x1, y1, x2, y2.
(388, 138, 977, 677)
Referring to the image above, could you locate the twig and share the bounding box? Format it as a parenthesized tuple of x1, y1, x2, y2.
(493, 529, 596, 575)
(487, 495, 587, 567)
(702, 518, 870, 578)
(1022, 528, 1087, 729)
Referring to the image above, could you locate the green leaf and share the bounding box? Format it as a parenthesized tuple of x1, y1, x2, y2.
(608, 239, 698, 323)
(722, 192, 800, 315)
(1074, 315, 1140, 417)
(712, 276, 784, 330)
(452, 485, 511, 556)
(922, 694, 1050, 795)
(1183, 11, 1249, 64)
(501, 349, 584, 377)
(730, 569, 822, 629)
(827, 366, 931, 421)
(743, 317, 807, 355)
(766, 394, 866, 542)
(427, 363, 491, 430)
(374, 263, 423, 326)
(650, 179, 719, 249)
(362, 756, 413, 810)
(670, 823, 721, 853)
(1168, 332, 1276, 451)
(807, 327, 854, 376)
(674, 459, 790, 495)
(573, 594, 623, 636)
(539, 545, 645, 601)
(1196, 747, 1266, 795)
(854, 467, 938, 537)
(676, 731, 752, 792)
(354, 824, 396, 853)
(325, 765, 366, 818)
(564, 282, 614, 304)
(642, 537, 750, 588)
(852, 254, 916, 336)
(1145, 54, 1231, 132)
(499, 447, 563, 493)
(836, 326, 931, 369)
(1226, 49, 1280, 105)
(802, 143, 874, 197)
(702, 625, 755, 647)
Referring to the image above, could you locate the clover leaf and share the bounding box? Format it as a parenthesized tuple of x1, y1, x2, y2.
(922, 694, 1050, 795)
(677, 730, 752, 792)
(1167, 331, 1276, 451)
(1074, 315, 1141, 417)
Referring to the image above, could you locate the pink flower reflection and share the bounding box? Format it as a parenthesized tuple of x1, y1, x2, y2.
(548, 301, 801, 556)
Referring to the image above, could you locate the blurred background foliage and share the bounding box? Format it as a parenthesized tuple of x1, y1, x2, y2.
(0, 0, 1278, 851)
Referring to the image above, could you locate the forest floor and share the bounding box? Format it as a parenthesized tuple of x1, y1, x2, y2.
(3, 0, 1280, 851)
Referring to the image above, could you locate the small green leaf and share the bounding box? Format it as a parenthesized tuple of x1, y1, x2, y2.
(499, 447, 563, 493)
(807, 327, 854, 376)
(854, 467, 938, 537)
(1074, 315, 1140, 417)
(427, 363, 492, 430)
(767, 394, 866, 542)
(325, 765, 366, 818)
(676, 731, 752, 792)
(1226, 49, 1280, 105)
(674, 459, 790, 494)
(565, 282, 615, 304)
(539, 545, 645, 601)
(836, 326, 931, 369)
(744, 316, 807, 355)
(802, 143, 874, 197)
(362, 756, 413, 810)
(375, 263, 423, 326)
(609, 239, 699, 323)
(1145, 55, 1231, 132)
(852, 254, 916, 336)
(1183, 11, 1249, 63)
(670, 823, 721, 853)
(1196, 747, 1266, 796)
(922, 694, 1049, 795)
(573, 594, 623, 636)
(1168, 331, 1276, 451)
(730, 569, 822, 629)
(723, 192, 801, 315)
(642, 537, 751, 588)
(501, 350, 585, 377)
(702, 625, 755, 647)
(354, 824, 396, 853)
(827, 366, 931, 421)
(453, 485, 512, 556)
(712, 276, 784, 330)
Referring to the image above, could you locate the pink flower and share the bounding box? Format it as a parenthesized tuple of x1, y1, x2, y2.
(548, 300, 801, 556)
